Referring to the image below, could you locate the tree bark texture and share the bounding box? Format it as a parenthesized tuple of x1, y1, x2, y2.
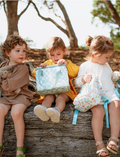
(104, 0, 120, 27)
(2, 102, 120, 157)
(56, 0, 78, 49)
(6, 1, 19, 36)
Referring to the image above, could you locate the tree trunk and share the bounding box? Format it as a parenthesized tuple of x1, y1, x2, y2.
(104, 0, 120, 27)
(6, 1, 19, 36)
(56, 0, 78, 49)
(31, 0, 78, 50)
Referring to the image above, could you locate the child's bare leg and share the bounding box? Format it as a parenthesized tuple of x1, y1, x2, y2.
(11, 104, 27, 155)
(108, 100, 119, 151)
(34, 95, 55, 121)
(91, 105, 109, 156)
(42, 95, 55, 108)
(0, 103, 11, 145)
(46, 94, 70, 123)
(55, 94, 70, 112)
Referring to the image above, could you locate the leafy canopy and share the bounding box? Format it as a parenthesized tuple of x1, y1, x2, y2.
(91, 0, 120, 50)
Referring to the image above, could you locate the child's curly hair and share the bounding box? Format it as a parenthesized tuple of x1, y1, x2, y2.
(1, 33, 28, 59)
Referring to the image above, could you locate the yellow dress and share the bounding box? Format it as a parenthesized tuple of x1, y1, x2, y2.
(32, 59, 79, 103)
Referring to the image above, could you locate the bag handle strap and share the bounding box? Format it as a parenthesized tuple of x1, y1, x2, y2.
(72, 109, 79, 125)
(102, 98, 109, 128)
(97, 77, 109, 128)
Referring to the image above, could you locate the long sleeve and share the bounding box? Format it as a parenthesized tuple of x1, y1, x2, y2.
(106, 63, 120, 82)
(66, 60, 79, 78)
(1, 64, 29, 92)
(74, 62, 87, 87)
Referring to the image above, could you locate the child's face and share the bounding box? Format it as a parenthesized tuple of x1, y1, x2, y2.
(6, 44, 26, 65)
(49, 48, 66, 64)
(93, 51, 113, 65)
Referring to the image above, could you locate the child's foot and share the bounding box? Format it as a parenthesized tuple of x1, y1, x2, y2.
(107, 137, 119, 154)
(16, 147, 25, 157)
(16, 150, 24, 156)
(46, 107, 60, 123)
(34, 105, 49, 121)
(96, 141, 110, 157)
(0, 144, 4, 156)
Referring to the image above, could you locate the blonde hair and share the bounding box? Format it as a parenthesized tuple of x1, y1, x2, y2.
(46, 37, 66, 53)
(86, 35, 114, 56)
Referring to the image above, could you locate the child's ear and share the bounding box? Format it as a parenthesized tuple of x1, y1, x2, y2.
(63, 48, 66, 54)
(5, 51, 10, 57)
(93, 51, 99, 57)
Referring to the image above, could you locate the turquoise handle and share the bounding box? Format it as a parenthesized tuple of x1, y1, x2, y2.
(72, 109, 79, 125)
(115, 88, 120, 99)
(103, 100, 109, 128)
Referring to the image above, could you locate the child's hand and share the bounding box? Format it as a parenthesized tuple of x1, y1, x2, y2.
(57, 59, 68, 66)
(118, 73, 120, 78)
(39, 63, 47, 68)
(82, 74, 92, 83)
(7, 73, 12, 78)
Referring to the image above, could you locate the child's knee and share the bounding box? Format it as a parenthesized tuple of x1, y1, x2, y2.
(109, 100, 120, 111)
(45, 95, 55, 102)
(0, 107, 7, 117)
(92, 106, 105, 118)
(11, 110, 23, 120)
(0, 105, 9, 117)
(56, 94, 69, 102)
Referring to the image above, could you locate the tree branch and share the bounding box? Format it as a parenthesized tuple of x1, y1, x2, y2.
(1, 0, 6, 14)
(55, 0, 76, 38)
(30, 0, 68, 36)
(104, 0, 120, 27)
(52, 7, 65, 24)
(18, 1, 31, 19)
(43, 1, 65, 24)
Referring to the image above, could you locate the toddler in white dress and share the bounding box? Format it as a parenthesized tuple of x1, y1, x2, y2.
(74, 35, 120, 157)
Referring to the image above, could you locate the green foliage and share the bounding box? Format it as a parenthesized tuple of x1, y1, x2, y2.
(24, 37, 36, 47)
(116, 0, 120, 13)
(91, 0, 120, 50)
(24, 37, 33, 43)
(42, 48, 46, 50)
(91, 0, 115, 24)
(78, 46, 89, 50)
(93, 0, 104, 7)
(110, 28, 120, 50)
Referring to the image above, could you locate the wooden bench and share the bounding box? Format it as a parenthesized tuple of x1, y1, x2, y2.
(3, 102, 120, 157)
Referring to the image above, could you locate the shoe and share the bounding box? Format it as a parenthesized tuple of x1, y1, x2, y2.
(46, 107, 60, 123)
(16, 147, 26, 157)
(96, 141, 110, 157)
(34, 105, 49, 121)
(0, 144, 4, 157)
(107, 137, 119, 154)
